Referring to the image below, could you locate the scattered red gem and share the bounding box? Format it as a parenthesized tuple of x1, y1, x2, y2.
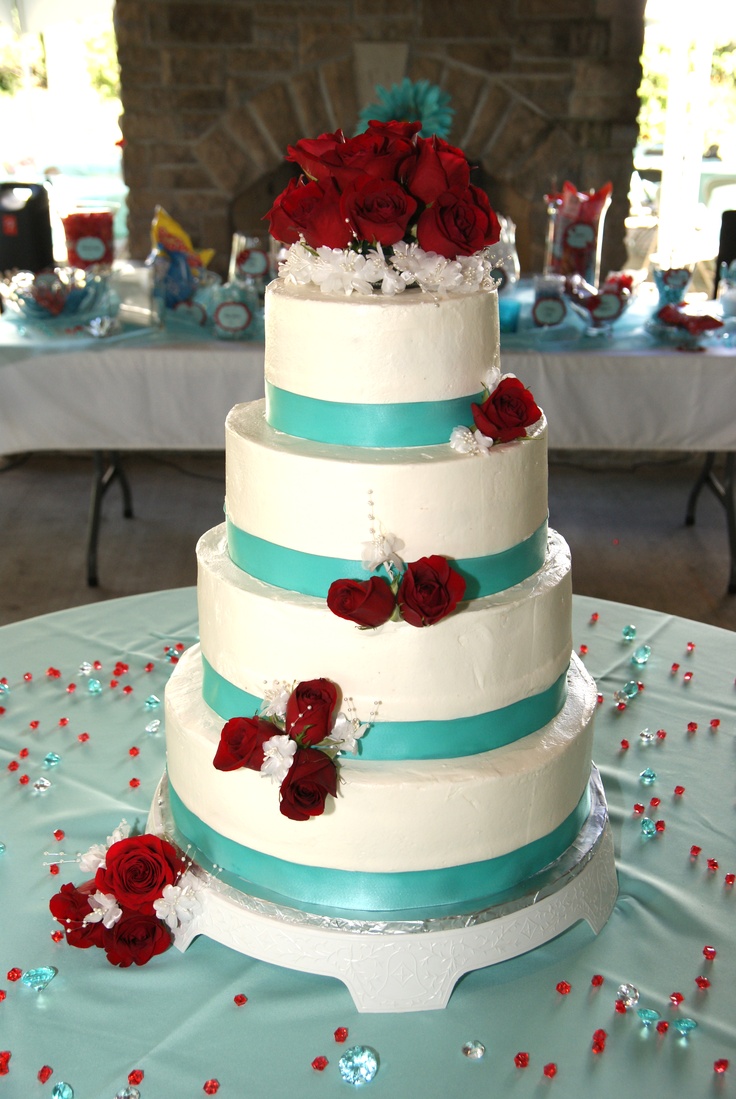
(233, 994, 248, 1006)
(670, 663, 680, 675)
(46, 667, 61, 678)
(649, 797, 661, 808)
(65, 683, 76, 694)
(656, 1020, 669, 1035)
(669, 991, 684, 1006)
(591, 974, 604, 987)
(129, 778, 141, 789)
(0, 707, 4, 715)
(18, 774, 29, 785)
(49, 864, 59, 875)
(144, 662, 155, 673)
(93, 661, 102, 671)
(128, 1070, 144, 1085)
(129, 746, 140, 757)
(38, 1066, 53, 1083)
(311, 1056, 329, 1072)
(637, 681, 645, 692)
(579, 645, 588, 656)
(725, 874, 735, 886)
(591, 1040, 605, 1055)
(655, 820, 666, 833)
(593, 1029, 607, 1043)
(122, 685, 134, 696)
(109, 679, 119, 689)
(18, 748, 28, 759)
(0, 991, 5, 1001)
(51, 931, 63, 943)
(53, 829, 64, 841)
(687, 722, 697, 733)
(656, 729, 667, 740)
(114, 662, 129, 676)
(543, 1063, 557, 1078)
(597, 693, 604, 705)
(175, 642, 185, 652)
(714, 1059, 730, 1075)
(695, 976, 710, 990)
(686, 641, 695, 653)
(683, 671, 693, 682)
(7, 760, 18, 772)
(707, 858, 719, 872)
(203, 1082, 220, 1096)
(616, 702, 627, 712)
(590, 612, 599, 623)
(514, 1052, 530, 1068)
(633, 803, 645, 814)
(0, 1053, 9, 1075)
(703, 945, 717, 961)
(29, 720, 39, 729)
(620, 739, 630, 750)
(690, 845, 701, 857)
(614, 1000, 627, 1014)
(169, 655, 179, 664)
(334, 1027, 348, 1043)
(77, 732, 90, 743)
(58, 718, 69, 727)
(7, 969, 21, 982)
(674, 786, 685, 797)
(23, 672, 32, 682)
(556, 980, 571, 995)
(710, 718, 720, 729)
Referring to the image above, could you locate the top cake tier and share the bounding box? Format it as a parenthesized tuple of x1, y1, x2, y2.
(264, 280, 500, 447)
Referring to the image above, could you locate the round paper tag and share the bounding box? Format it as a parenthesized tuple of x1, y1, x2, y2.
(532, 296, 566, 327)
(236, 249, 269, 277)
(76, 236, 106, 262)
(591, 291, 623, 321)
(172, 300, 207, 325)
(215, 300, 252, 333)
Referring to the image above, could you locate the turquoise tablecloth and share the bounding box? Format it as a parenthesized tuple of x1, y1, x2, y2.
(0, 590, 734, 1096)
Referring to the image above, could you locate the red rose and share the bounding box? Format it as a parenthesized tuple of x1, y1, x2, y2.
(323, 130, 417, 189)
(327, 575, 396, 627)
(366, 119, 422, 140)
(102, 911, 172, 967)
(471, 376, 542, 443)
(95, 835, 181, 915)
(340, 177, 417, 246)
(286, 128, 346, 180)
(214, 715, 275, 771)
(397, 556, 466, 627)
(49, 880, 104, 949)
(279, 746, 338, 821)
(285, 678, 339, 747)
(403, 135, 470, 204)
(416, 184, 500, 258)
(265, 175, 351, 249)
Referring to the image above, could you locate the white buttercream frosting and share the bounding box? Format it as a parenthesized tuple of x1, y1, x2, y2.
(165, 647, 596, 873)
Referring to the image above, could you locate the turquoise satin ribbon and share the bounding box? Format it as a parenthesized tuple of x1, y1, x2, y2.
(169, 779, 591, 913)
(265, 381, 485, 447)
(201, 654, 567, 761)
(226, 517, 548, 600)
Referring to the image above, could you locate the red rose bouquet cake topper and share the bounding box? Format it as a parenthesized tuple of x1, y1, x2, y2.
(50, 821, 201, 967)
(264, 120, 502, 295)
(214, 678, 369, 821)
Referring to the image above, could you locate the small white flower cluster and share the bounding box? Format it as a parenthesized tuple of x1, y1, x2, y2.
(78, 819, 132, 873)
(361, 528, 405, 575)
(449, 370, 518, 457)
(278, 240, 499, 297)
(258, 692, 370, 784)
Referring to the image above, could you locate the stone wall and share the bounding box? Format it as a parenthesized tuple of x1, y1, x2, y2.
(114, 0, 645, 278)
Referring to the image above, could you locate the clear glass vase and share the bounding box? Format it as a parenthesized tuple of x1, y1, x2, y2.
(544, 182, 612, 289)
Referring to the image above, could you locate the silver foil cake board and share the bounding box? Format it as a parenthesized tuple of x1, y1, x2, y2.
(147, 767, 618, 1013)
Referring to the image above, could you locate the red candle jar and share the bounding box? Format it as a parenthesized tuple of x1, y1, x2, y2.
(62, 205, 115, 269)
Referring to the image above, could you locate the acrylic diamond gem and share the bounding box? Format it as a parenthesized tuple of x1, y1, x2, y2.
(639, 768, 657, 785)
(616, 983, 639, 1007)
(514, 1052, 530, 1068)
(203, 1082, 219, 1096)
(311, 1056, 328, 1072)
(38, 1066, 53, 1083)
(669, 991, 684, 1006)
(461, 1040, 485, 1059)
(145, 719, 161, 734)
(78, 662, 92, 676)
(33, 777, 52, 795)
(631, 644, 652, 665)
(639, 728, 655, 745)
(656, 1020, 669, 1035)
(543, 1063, 557, 1078)
(555, 980, 571, 995)
(144, 695, 160, 711)
(641, 818, 657, 837)
(714, 1060, 730, 1074)
(334, 1027, 348, 1043)
(0, 842, 5, 855)
(21, 966, 57, 991)
(87, 679, 102, 695)
(674, 1018, 698, 1037)
(622, 625, 637, 641)
(703, 945, 717, 960)
(128, 1071, 144, 1086)
(116, 1089, 140, 1099)
(623, 680, 639, 698)
(43, 752, 61, 768)
(591, 975, 604, 987)
(51, 1084, 74, 1099)
(637, 1008, 661, 1026)
(338, 1046, 379, 1086)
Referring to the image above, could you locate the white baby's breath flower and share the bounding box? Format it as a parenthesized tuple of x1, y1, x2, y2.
(481, 363, 502, 393)
(329, 713, 369, 755)
(153, 873, 202, 930)
(450, 426, 479, 454)
(260, 680, 292, 721)
(83, 891, 122, 928)
(260, 734, 297, 783)
(77, 819, 131, 873)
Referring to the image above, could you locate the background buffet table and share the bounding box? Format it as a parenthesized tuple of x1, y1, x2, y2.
(0, 589, 734, 1097)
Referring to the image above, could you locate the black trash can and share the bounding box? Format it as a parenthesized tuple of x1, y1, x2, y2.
(0, 182, 54, 274)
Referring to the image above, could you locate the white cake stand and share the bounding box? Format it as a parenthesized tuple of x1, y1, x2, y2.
(147, 767, 617, 1013)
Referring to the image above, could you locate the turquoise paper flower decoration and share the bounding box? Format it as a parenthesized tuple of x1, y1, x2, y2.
(357, 78, 453, 139)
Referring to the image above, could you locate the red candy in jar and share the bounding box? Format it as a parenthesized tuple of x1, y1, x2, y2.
(62, 207, 115, 269)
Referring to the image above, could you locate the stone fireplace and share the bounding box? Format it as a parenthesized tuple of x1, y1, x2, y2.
(114, 0, 645, 279)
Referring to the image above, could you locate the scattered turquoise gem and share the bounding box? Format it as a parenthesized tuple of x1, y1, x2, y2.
(338, 1046, 379, 1086)
(674, 1018, 698, 1036)
(21, 965, 58, 991)
(0, 841, 6, 855)
(87, 678, 102, 694)
(0, 682, 9, 694)
(145, 719, 161, 735)
(33, 777, 52, 795)
(78, 661, 92, 676)
(116, 1089, 140, 1099)
(641, 818, 657, 837)
(622, 624, 637, 642)
(631, 644, 652, 665)
(639, 768, 657, 785)
(461, 1040, 485, 1060)
(144, 695, 161, 711)
(622, 680, 639, 699)
(43, 752, 62, 768)
(617, 982, 640, 1007)
(639, 728, 655, 745)
(638, 1008, 661, 1026)
(52, 1085, 74, 1099)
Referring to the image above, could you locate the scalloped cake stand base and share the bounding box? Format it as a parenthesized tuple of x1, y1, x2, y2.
(147, 767, 617, 1013)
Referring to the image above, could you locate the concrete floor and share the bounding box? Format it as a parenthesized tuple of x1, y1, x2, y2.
(1, 449, 734, 631)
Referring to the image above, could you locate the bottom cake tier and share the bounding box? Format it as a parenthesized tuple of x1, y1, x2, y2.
(164, 647, 598, 915)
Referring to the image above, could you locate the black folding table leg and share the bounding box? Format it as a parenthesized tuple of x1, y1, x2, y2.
(87, 451, 134, 587)
(685, 451, 736, 594)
